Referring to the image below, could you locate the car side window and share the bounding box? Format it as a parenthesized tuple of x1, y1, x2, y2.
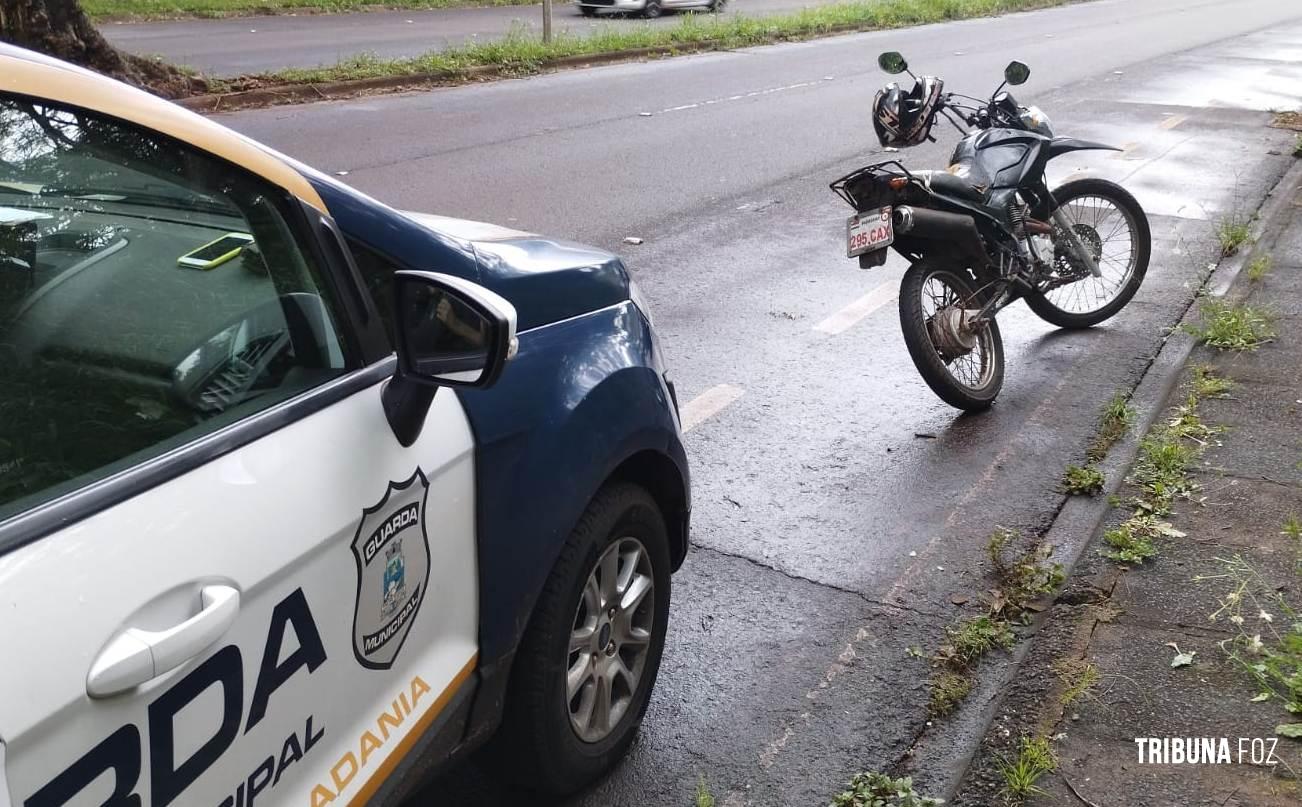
(346, 237, 398, 345)
(0, 97, 352, 523)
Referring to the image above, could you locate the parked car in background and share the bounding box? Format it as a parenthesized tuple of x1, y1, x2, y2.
(576, 0, 727, 19)
(0, 42, 689, 805)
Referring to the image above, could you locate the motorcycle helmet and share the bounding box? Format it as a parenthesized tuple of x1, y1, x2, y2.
(872, 76, 945, 148)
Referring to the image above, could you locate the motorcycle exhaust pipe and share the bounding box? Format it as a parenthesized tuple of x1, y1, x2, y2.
(893, 206, 986, 263)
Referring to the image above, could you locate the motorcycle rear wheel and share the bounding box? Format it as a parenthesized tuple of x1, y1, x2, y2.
(1025, 178, 1151, 329)
(899, 258, 1005, 411)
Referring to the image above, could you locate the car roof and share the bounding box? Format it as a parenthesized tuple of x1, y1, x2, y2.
(0, 44, 326, 212)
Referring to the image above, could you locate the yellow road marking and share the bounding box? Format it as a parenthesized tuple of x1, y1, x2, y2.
(1160, 114, 1188, 130)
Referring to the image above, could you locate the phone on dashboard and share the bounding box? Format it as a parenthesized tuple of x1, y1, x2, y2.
(177, 232, 254, 270)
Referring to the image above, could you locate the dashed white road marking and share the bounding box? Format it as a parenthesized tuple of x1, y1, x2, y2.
(812, 280, 898, 335)
(680, 383, 745, 432)
(642, 78, 833, 117)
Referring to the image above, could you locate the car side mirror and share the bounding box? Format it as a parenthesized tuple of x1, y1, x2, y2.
(878, 51, 908, 75)
(382, 270, 517, 446)
(1004, 60, 1030, 86)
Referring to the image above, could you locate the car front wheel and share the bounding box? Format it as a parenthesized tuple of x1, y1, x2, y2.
(496, 483, 671, 794)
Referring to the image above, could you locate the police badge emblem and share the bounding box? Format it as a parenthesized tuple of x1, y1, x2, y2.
(350, 470, 432, 670)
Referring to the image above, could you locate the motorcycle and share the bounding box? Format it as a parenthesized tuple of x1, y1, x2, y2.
(831, 52, 1151, 410)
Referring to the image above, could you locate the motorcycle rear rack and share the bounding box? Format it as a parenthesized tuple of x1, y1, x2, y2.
(829, 159, 914, 209)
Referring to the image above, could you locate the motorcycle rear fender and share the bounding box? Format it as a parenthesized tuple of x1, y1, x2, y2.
(1047, 137, 1121, 159)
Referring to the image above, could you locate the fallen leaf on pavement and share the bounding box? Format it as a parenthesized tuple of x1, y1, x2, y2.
(1166, 642, 1196, 668)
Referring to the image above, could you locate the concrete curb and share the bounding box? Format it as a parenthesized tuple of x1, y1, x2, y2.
(927, 156, 1302, 800)
(174, 24, 871, 112)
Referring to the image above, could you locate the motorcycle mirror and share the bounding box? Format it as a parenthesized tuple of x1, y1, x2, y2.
(1004, 60, 1031, 86)
(878, 52, 908, 75)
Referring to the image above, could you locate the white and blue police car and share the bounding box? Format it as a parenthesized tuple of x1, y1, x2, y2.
(0, 43, 689, 806)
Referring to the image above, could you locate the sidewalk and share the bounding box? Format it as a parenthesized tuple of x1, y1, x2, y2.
(952, 165, 1302, 805)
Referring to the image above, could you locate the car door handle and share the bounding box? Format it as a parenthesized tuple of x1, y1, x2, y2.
(87, 585, 240, 698)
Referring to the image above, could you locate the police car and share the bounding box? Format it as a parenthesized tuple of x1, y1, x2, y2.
(0, 44, 689, 806)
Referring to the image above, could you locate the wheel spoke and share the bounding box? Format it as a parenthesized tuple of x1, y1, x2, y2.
(568, 653, 594, 701)
(592, 669, 613, 735)
(615, 544, 640, 596)
(619, 572, 653, 615)
(599, 546, 619, 608)
(570, 623, 596, 653)
(1045, 193, 1140, 315)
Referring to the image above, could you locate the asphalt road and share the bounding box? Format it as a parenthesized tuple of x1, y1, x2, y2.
(219, 0, 1302, 803)
(106, 0, 807, 76)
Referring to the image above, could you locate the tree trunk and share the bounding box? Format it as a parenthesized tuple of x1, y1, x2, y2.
(0, 0, 206, 98)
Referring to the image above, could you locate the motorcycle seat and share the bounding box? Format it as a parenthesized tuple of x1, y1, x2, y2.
(916, 170, 985, 203)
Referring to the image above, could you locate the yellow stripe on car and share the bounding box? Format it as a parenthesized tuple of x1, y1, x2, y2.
(0, 45, 327, 213)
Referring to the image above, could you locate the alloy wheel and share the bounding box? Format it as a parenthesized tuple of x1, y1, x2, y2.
(567, 537, 656, 743)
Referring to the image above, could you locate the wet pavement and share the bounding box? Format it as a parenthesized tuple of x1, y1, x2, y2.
(213, 1, 1302, 803)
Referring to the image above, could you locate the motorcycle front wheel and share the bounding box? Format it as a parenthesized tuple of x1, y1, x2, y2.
(1025, 178, 1151, 329)
(899, 258, 1005, 411)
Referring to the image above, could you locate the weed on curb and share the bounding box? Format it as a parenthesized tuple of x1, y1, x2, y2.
(927, 530, 1064, 715)
(1062, 464, 1104, 496)
(1246, 254, 1273, 282)
(928, 669, 975, 717)
(1101, 369, 1223, 567)
(1087, 392, 1134, 462)
(1216, 212, 1253, 257)
(1185, 300, 1275, 350)
(1192, 365, 1234, 398)
(829, 772, 942, 807)
(996, 736, 1057, 805)
(1055, 659, 1100, 707)
(695, 776, 716, 807)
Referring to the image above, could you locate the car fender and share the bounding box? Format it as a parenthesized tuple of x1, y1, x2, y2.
(455, 300, 687, 666)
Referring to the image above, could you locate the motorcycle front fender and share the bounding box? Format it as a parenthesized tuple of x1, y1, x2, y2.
(1046, 137, 1121, 159)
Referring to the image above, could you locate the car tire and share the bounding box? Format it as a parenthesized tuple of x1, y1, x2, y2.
(494, 483, 671, 795)
(579, 5, 597, 15)
(642, 0, 662, 17)
(708, 0, 726, 11)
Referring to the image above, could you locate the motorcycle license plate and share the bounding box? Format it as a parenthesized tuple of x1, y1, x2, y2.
(846, 206, 894, 258)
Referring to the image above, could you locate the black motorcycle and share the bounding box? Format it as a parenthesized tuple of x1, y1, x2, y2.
(831, 52, 1150, 410)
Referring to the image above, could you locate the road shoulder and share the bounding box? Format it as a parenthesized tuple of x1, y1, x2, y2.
(948, 160, 1302, 806)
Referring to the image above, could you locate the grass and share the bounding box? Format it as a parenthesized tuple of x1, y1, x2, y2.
(1284, 515, 1302, 542)
(1056, 659, 1100, 707)
(940, 615, 1016, 666)
(1185, 300, 1275, 351)
(928, 614, 1014, 715)
(996, 736, 1057, 804)
(1062, 464, 1104, 496)
(1246, 254, 1273, 282)
(1216, 212, 1253, 257)
(695, 776, 716, 807)
(1192, 364, 1234, 398)
(1201, 556, 1302, 716)
(1102, 516, 1164, 564)
(231, 0, 1079, 87)
(1101, 378, 1221, 565)
(1086, 392, 1134, 462)
(829, 772, 942, 807)
(86, 0, 532, 21)
(929, 669, 975, 717)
